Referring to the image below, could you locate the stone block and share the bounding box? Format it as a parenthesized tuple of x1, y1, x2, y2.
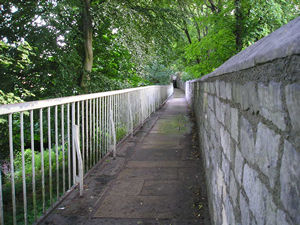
(224, 195, 235, 225)
(224, 104, 231, 130)
(243, 164, 277, 225)
(209, 109, 217, 132)
(255, 123, 280, 188)
(276, 209, 292, 225)
(220, 81, 226, 99)
(230, 107, 239, 142)
(240, 116, 255, 164)
(285, 83, 300, 133)
(209, 82, 216, 94)
(229, 170, 238, 207)
(208, 94, 214, 111)
(216, 80, 220, 96)
(220, 126, 231, 159)
(204, 82, 209, 93)
(222, 153, 230, 186)
(203, 132, 210, 169)
(215, 98, 224, 124)
(280, 140, 300, 224)
(241, 82, 259, 113)
(203, 92, 208, 113)
(258, 82, 286, 130)
(216, 167, 225, 197)
(240, 193, 250, 225)
(226, 82, 232, 100)
(232, 82, 241, 104)
(210, 135, 222, 166)
(220, 101, 227, 125)
(235, 147, 244, 184)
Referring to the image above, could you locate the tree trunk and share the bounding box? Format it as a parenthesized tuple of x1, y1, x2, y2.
(80, 0, 93, 92)
(235, 0, 243, 52)
(183, 28, 192, 44)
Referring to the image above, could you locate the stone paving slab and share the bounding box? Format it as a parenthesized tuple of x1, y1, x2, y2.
(130, 148, 183, 161)
(94, 194, 193, 219)
(126, 160, 198, 168)
(117, 167, 178, 180)
(109, 179, 144, 196)
(139, 180, 185, 196)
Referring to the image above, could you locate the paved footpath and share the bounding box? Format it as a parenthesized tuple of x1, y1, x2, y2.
(41, 89, 210, 225)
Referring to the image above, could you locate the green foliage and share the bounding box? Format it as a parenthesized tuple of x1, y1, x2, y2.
(116, 126, 127, 142)
(145, 61, 173, 85)
(171, 0, 299, 80)
(180, 72, 195, 82)
(2, 146, 68, 224)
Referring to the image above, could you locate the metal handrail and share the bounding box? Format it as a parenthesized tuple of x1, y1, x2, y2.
(0, 85, 167, 115)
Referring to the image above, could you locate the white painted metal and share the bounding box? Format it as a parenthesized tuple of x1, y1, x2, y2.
(55, 106, 59, 199)
(72, 125, 84, 197)
(47, 107, 52, 204)
(30, 110, 37, 220)
(0, 167, 3, 225)
(61, 105, 65, 193)
(109, 107, 116, 159)
(39, 109, 45, 213)
(8, 114, 16, 225)
(20, 112, 28, 225)
(72, 103, 76, 185)
(67, 104, 71, 189)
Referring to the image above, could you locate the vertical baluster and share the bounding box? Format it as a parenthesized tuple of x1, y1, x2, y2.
(47, 107, 52, 204)
(0, 166, 3, 225)
(113, 95, 116, 129)
(39, 109, 45, 213)
(116, 94, 119, 135)
(109, 95, 112, 152)
(30, 110, 37, 220)
(118, 94, 120, 125)
(77, 102, 80, 170)
(20, 112, 28, 225)
(61, 105, 65, 193)
(89, 99, 92, 167)
(55, 106, 59, 199)
(77, 102, 80, 175)
(100, 97, 103, 158)
(106, 96, 108, 154)
(81, 101, 85, 173)
(93, 99, 95, 165)
(85, 100, 89, 170)
(104, 96, 107, 154)
(77, 102, 80, 129)
(96, 98, 99, 161)
(99, 98, 102, 158)
(72, 103, 76, 185)
(67, 104, 71, 189)
(8, 114, 16, 225)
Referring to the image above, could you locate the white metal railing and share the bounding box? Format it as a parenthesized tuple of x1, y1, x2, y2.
(0, 85, 173, 225)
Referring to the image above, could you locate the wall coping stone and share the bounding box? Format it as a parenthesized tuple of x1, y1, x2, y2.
(189, 16, 300, 83)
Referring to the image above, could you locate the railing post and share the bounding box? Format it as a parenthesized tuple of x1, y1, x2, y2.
(109, 107, 117, 159)
(128, 94, 133, 137)
(0, 168, 3, 225)
(72, 125, 84, 197)
(72, 103, 76, 185)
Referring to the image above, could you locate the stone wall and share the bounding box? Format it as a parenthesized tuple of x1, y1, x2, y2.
(188, 17, 300, 225)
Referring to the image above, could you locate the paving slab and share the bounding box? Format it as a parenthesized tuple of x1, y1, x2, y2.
(117, 167, 178, 180)
(126, 160, 198, 168)
(94, 194, 193, 219)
